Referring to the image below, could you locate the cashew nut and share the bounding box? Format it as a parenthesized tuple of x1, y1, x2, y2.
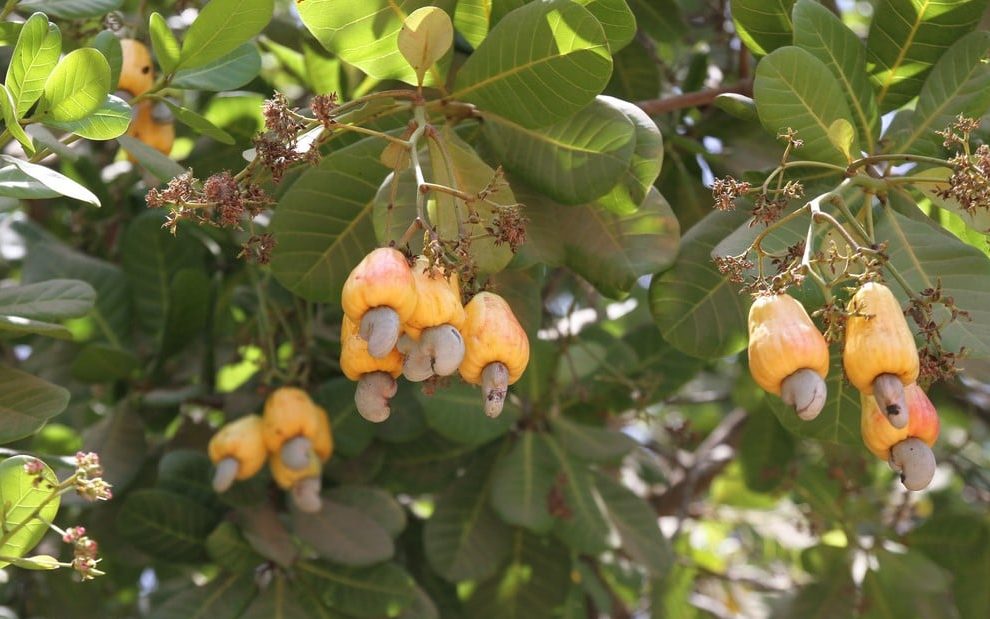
(212, 457, 240, 493)
(890, 438, 936, 491)
(420, 324, 465, 377)
(280, 436, 312, 470)
(359, 307, 401, 358)
(403, 348, 434, 382)
(355, 371, 398, 422)
(780, 368, 827, 421)
(396, 333, 418, 355)
(481, 362, 510, 418)
(873, 373, 908, 429)
(291, 477, 322, 513)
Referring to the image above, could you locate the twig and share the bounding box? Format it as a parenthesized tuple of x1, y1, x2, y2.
(636, 80, 753, 115)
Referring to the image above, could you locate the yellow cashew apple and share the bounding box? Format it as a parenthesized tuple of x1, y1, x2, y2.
(342, 248, 418, 358)
(459, 292, 529, 417)
(207, 414, 267, 492)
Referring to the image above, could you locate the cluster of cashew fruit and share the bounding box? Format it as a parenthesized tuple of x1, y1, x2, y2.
(207, 387, 333, 512)
(340, 248, 529, 421)
(117, 39, 174, 156)
(748, 282, 940, 491)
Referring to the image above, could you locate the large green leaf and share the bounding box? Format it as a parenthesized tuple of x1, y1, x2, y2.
(605, 40, 662, 102)
(117, 489, 219, 563)
(116, 135, 186, 181)
(271, 137, 385, 302)
(546, 436, 611, 554)
(0, 278, 95, 339)
(299, 0, 455, 86)
(910, 513, 990, 619)
(627, 0, 683, 43)
(0, 165, 60, 199)
(423, 458, 512, 583)
(171, 43, 261, 91)
(489, 431, 558, 532)
(17, 0, 123, 19)
(4, 13, 61, 118)
(793, 0, 879, 153)
(730, 0, 795, 56)
(595, 95, 664, 214)
(177, 0, 274, 70)
(419, 383, 518, 445)
(325, 485, 407, 538)
(861, 549, 959, 619)
(550, 415, 636, 463)
(0, 368, 69, 444)
(453, 0, 490, 49)
(297, 560, 416, 618)
(161, 268, 211, 358)
(0, 455, 60, 568)
(482, 97, 636, 205)
(893, 31, 990, 155)
(754, 46, 859, 166)
(0, 155, 99, 206)
(594, 471, 672, 575)
(81, 406, 147, 491)
(316, 378, 375, 458)
(47, 94, 131, 140)
(292, 499, 395, 567)
(90, 30, 121, 89)
(205, 522, 265, 574)
(0, 85, 34, 154)
(867, 0, 988, 112)
(649, 210, 751, 359)
(738, 403, 796, 492)
(158, 99, 235, 144)
(576, 0, 636, 53)
(451, 0, 612, 129)
(40, 48, 110, 123)
(148, 572, 257, 619)
(523, 187, 680, 298)
(149, 12, 180, 75)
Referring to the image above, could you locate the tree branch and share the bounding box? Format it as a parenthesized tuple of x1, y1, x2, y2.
(636, 80, 754, 115)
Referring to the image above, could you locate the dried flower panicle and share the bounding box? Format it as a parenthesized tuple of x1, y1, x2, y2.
(147, 170, 273, 233)
(311, 93, 339, 129)
(713, 254, 753, 284)
(487, 205, 528, 252)
(906, 279, 971, 384)
(711, 176, 750, 211)
(239, 233, 277, 264)
(254, 92, 321, 182)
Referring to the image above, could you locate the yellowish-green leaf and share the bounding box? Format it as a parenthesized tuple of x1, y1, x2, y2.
(397, 6, 453, 86)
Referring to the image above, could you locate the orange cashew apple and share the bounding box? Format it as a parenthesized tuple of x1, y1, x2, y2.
(861, 383, 939, 491)
(207, 414, 267, 492)
(341, 315, 403, 422)
(262, 387, 333, 469)
(748, 293, 830, 421)
(459, 292, 529, 417)
(844, 282, 919, 429)
(342, 248, 418, 358)
(117, 39, 154, 96)
(401, 257, 466, 381)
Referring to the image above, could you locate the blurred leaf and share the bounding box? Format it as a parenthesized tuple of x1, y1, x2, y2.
(293, 498, 395, 566)
(546, 436, 611, 554)
(325, 485, 407, 538)
(867, 0, 988, 112)
(713, 93, 759, 122)
(0, 278, 95, 338)
(157, 449, 219, 509)
(0, 455, 60, 568)
(861, 549, 959, 619)
(148, 572, 257, 619)
(424, 457, 512, 582)
(240, 574, 309, 619)
(490, 431, 558, 532)
(379, 432, 474, 494)
(303, 41, 344, 95)
(47, 94, 131, 140)
(118, 489, 219, 563)
(177, 0, 274, 70)
(161, 267, 211, 358)
(739, 404, 796, 491)
(731, 0, 795, 56)
(297, 560, 416, 618)
(158, 99, 235, 144)
(205, 522, 265, 573)
(237, 505, 299, 567)
(451, 0, 611, 128)
(172, 43, 262, 91)
(0, 155, 99, 206)
(650, 562, 699, 619)
(0, 85, 34, 154)
(649, 210, 751, 358)
(82, 406, 146, 490)
(5, 13, 61, 117)
(316, 377, 375, 458)
(771, 548, 855, 619)
(550, 415, 636, 463)
(419, 382, 519, 445)
(90, 31, 121, 88)
(149, 13, 180, 75)
(628, 0, 683, 43)
(606, 39, 662, 101)
(595, 471, 672, 575)
(40, 48, 110, 123)
(0, 368, 69, 444)
(116, 135, 187, 180)
(70, 343, 139, 382)
(910, 513, 990, 619)
(18, 0, 123, 19)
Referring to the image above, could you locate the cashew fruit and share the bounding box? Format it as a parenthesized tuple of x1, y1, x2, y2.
(118, 39, 154, 96)
(261, 387, 333, 468)
(459, 292, 529, 417)
(861, 383, 940, 491)
(341, 248, 418, 358)
(340, 315, 403, 422)
(207, 414, 267, 492)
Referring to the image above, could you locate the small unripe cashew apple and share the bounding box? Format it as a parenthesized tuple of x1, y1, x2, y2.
(844, 282, 919, 429)
(861, 383, 939, 491)
(270, 448, 323, 513)
(261, 387, 333, 472)
(342, 248, 418, 358)
(401, 257, 467, 381)
(459, 292, 529, 417)
(207, 415, 267, 492)
(118, 39, 155, 97)
(340, 316, 403, 422)
(127, 101, 175, 157)
(748, 294, 830, 421)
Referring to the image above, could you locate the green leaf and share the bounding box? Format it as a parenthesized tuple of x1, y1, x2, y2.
(649, 210, 751, 358)
(523, 187, 680, 298)
(0, 155, 100, 206)
(606, 39, 662, 101)
(81, 406, 146, 491)
(117, 489, 219, 563)
(0, 22, 21, 46)
(0, 85, 34, 154)
(177, 0, 274, 70)
(271, 137, 385, 302)
(550, 415, 636, 463)
(627, 0, 683, 43)
(148, 572, 257, 619)
(4, 13, 61, 118)
(713, 93, 759, 124)
(867, 0, 988, 112)
(239, 575, 309, 619)
(576, 0, 637, 53)
(772, 548, 855, 619)
(237, 505, 299, 568)
(0, 278, 95, 339)
(297, 560, 416, 618)
(0, 455, 60, 568)
(594, 471, 672, 575)
(161, 268, 211, 358)
(379, 432, 473, 494)
(490, 431, 558, 532)
(116, 135, 186, 181)
(90, 31, 121, 89)
(910, 513, 990, 619)
(47, 94, 131, 140)
(149, 13, 180, 75)
(40, 48, 110, 123)
(0, 165, 60, 199)
(730, 0, 795, 56)
(861, 549, 959, 619)
(292, 499, 395, 567)
(18, 0, 123, 19)
(172, 43, 262, 91)
(546, 436, 611, 554)
(894, 31, 990, 155)
(156, 450, 219, 509)
(451, 0, 612, 129)
(754, 46, 859, 166)
(303, 41, 345, 95)
(793, 0, 879, 153)
(159, 98, 234, 144)
(423, 458, 512, 582)
(10, 554, 60, 570)
(453, 0, 490, 48)
(299, 0, 455, 86)
(738, 403, 796, 492)
(874, 207, 990, 358)
(205, 522, 265, 573)
(595, 95, 664, 214)
(397, 6, 454, 86)
(419, 382, 519, 445)
(482, 97, 636, 205)
(325, 485, 407, 538)
(316, 378, 375, 458)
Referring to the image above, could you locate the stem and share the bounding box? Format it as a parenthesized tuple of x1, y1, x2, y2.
(849, 153, 950, 172)
(748, 204, 810, 255)
(0, 0, 18, 20)
(335, 123, 412, 146)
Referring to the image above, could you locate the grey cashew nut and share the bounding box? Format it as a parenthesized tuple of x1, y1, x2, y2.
(890, 438, 936, 491)
(280, 436, 312, 470)
(873, 373, 908, 429)
(355, 371, 398, 422)
(420, 324, 465, 377)
(360, 307, 401, 358)
(212, 457, 240, 493)
(396, 333, 418, 355)
(291, 477, 322, 513)
(403, 348, 434, 382)
(780, 368, 827, 421)
(481, 362, 510, 418)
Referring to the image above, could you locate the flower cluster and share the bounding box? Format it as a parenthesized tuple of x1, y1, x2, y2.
(906, 280, 972, 385)
(711, 176, 750, 211)
(253, 92, 320, 182)
(74, 452, 113, 502)
(62, 526, 105, 581)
